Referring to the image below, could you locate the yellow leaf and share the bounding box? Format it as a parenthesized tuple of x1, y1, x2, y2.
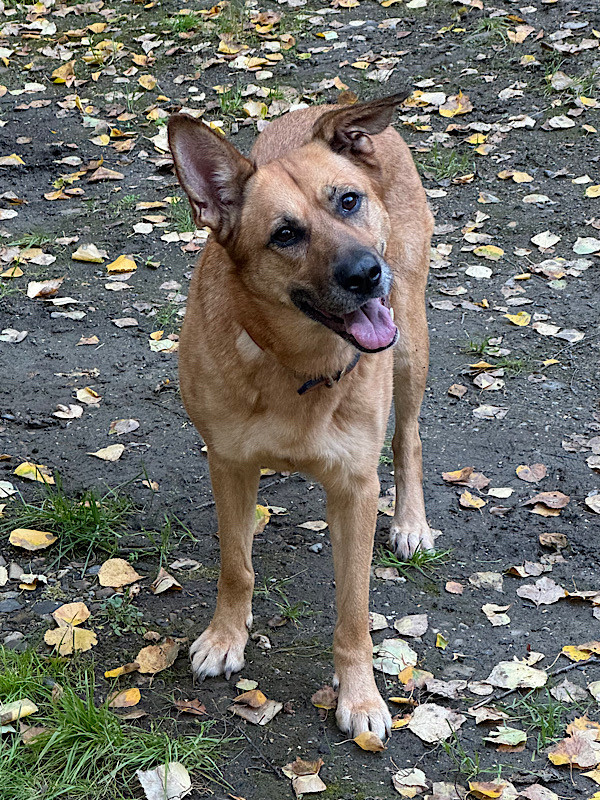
(14, 462, 55, 485)
(459, 490, 486, 510)
(150, 330, 164, 341)
(354, 731, 386, 751)
(468, 782, 505, 799)
(104, 661, 140, 678)
(562, 645, 594, 662)
(585, 185, 600, 198)
(51, 61, 75, 84)
(473, 245, 504, 261)
(436, 633, 448, 650)
(9, 528, 57, 551)
(44, 625, 97, 655)
(439, 91, 473, 118)
(391, 716, 411, 729)
(138, 74, 157, 90)
(108, 688, 141, 708)
(76, 387, 101, 405)
(106, 255, 137, 273)
(254, 504, 271, 534)
(504, 311, 531, 327)
(218, 39, 245, 54)
(0, 154, 25, 166)
(466, 133, 487, 144)
(351, 61, 370, 69)
(135, 638, 180, 674)
(1, 265, 23, 278)
(543, 359, 560, 367)
(0, 699, 38, 724)
(98, 558, 142, 588)
(72, 243, 105, 263)
(52, 602, 90, 627)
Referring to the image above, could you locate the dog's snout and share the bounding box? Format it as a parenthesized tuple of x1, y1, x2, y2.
(334, 251, 384, 295)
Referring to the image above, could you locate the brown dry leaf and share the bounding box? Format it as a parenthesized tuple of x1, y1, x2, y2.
(174, 698, 207, 716)
(282, 758, 327, 797)
(311, 686, 338, 710)
(229, 697, 282, 725)
(469, 572, 504, 593)
(398, 667, 434, 690)
(439, 91, 473, 118)
(19, 721, 47, 745)
(9, 528, 57, 551)
(394, 614, 428, 638)
(448, 383, 467, 399)
(88, 166, 124, 182)
(52, 602, 90, 627)
(548, 730, 600, 768)
(98, 558, 142, 588)
(482, 603, 511, 626)
(468, 705, 509, 724)
(354, 731, 386, 751)
(459, 490, 486, 510)
(516, 463, 547, 483)
(109, 418, 140, 436)
(76, 387, 101, 405)
(518, 787, 559, 800)
(445, 581, 464, 594)
(88, 444, 125, 462)
(136, 638, 180, 674)
(392, 767, 428, 797)
(108, 688, 141, 708)
(539, 532, 568, 548)
(44, 625, 97, 655)
(468, 782, 507, 799)
(104, 662, 140, 678)
(424, 678, 467, 700)
(26, 278, 64, 299)
(550, 678, 588, 703)
(151, 567, 182, 594)
(516, 577, 566, 606)
(77, 335, 100, 346)
(523, 491, 570, 509)
(407, 703, 466, 743)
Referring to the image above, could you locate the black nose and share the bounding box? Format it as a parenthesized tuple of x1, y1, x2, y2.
(334, 251, 382, 295)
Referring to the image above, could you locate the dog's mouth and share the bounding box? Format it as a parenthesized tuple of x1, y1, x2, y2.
(293, 295, 398, 353)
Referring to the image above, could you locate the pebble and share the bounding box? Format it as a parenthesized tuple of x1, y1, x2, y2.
(309, 543, 323, 553)
(0, 599, 23, 613)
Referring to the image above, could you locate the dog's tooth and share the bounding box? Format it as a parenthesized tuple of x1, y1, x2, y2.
(389, 307, 395, 321)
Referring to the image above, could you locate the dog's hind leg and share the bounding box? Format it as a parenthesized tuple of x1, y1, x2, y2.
(190, 454, 260, 681)
(324, 470, 392, 739)
(389, 296, 434, 558)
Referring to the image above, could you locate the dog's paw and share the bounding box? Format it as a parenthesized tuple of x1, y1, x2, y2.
(389, 517, 437, 559)
(190, 625, 248, 681)
(335, 686, 392, 740)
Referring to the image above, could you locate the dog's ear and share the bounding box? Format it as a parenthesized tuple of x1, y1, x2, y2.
(168, 113, 255, 242)
(312, 93, 408, 161)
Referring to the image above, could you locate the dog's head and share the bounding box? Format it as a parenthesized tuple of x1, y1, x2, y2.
(168, 95, 406, 353)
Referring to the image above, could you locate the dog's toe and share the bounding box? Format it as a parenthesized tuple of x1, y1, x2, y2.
(389, 518, 436, 559)
(336, 691, 391, 740)
(190, 626, 247, 681)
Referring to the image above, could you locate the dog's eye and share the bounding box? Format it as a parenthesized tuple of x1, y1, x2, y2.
(271, 225, 301, 247)
(340, 192, 361, 214)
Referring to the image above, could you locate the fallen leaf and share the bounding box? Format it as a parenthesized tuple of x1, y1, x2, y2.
(53, 404, 84, 420)
(98, 558, 142, 588)
(88, 444, 125, 461)
(373, 639, 418, 674)
(229, 697, 282, 725)
(109, 688, 141, 708)
(516, 464, 547, 483)
(516, 577, 566, 606)
(469, 572, 504, 593)
(174, 698, 207, 716)
(136, 638, 180, 674)
(14, 462, 55, 484)
(394, 614, 428, 638)
(88, 166, 124, 182)
(109, 418, 139, 436)
(524, 491, 570, 510)
(26, 278, 64, 299)
(0, 699, 38, 724)
(72, 243, 106, 263)
(106, 255, 137, 273)
(104, 662, 140, 678)
(9, 528, 57, 551)
(52, 602, 90, 627)
(298, 520, 328, 531)
(392, 767, 428, 797)
(482, 603, 511, 626)
(234, 689, 267, 709)
(311, 686, 338, 710)
(354, 731, 386, 751)
(407, 703, 466, 743)
(445, 581, 464, 594)
(459, 490, 486, 509)
(75, 387, 101, 405)
(483, 726, 527, 748)
(151, 567, 182, 594)
(550, 678, 588, 703)
(548, 731, 600, 768)
(487, 661, 547, 689)
(136, 762, 192, 800)
(44, 625, 97, 655)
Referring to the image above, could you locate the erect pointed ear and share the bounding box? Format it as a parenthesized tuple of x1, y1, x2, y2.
(311, 93, 409, 161)
(168, 113, 255, 243)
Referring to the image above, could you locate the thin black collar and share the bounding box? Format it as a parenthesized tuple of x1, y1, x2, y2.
(297, 351, 361, 396)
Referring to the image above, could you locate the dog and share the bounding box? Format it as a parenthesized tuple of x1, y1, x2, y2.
(167, 94, 434, 738)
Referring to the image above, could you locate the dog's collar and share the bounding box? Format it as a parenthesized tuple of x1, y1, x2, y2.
(241, 327, 361, 396)
(297, 351, 361, 396)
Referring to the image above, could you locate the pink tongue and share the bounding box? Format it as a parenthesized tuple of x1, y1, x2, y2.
(342, 299, 397, 351)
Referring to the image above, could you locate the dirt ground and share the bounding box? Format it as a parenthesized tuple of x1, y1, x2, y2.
(1, 0, 600, 796)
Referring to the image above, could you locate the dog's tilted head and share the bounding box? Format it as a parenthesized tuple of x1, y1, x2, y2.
(168, 95, 407, 354)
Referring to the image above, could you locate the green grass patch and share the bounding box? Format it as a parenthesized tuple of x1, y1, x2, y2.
(164, 11, 202, 33)
(168, 198, 195, 233)
(0, 648, 226, 800)
(416, 143, 474, 181)
(501, 689, 585, 751)
(1, 475, 134, 568)
(374, 546, 451, 581)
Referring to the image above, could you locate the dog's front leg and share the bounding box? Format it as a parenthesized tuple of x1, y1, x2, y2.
(190, 454, 259, 681)
(324, 473, 392, 739)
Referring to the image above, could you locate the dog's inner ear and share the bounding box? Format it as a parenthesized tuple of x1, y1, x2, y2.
(311, 93, 408, 160)
(168, 114, 255, 241)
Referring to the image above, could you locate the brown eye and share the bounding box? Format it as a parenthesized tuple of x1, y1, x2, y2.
(271, 225, 302, 247)
(340, 192, 361, 213)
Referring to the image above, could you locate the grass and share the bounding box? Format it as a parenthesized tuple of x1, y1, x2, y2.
(501, 690, 582, 751)
(97, 590, 145, 637)
(218, 84, 245, 116)
(468, 15, 511, 45)
(416, 143, 474, 181)
(0, 648, 226, 800)
(374, 546, 451, 581)
(164, 11, 202, 33)
(440, 733, 482, 781)
(153, 302, 181, 335)
(168, 198, 195, 233)
(1, 474, 134, 569)
(9, 231, 55, 249)
(0, 281, 20, 299)
(109, 192, 139, 216)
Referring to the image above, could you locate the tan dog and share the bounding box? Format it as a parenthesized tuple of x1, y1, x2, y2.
(168, 94, 434, 738)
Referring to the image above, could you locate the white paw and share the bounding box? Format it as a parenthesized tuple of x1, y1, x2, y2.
(190, 625, 248, 680)
(389, 518, 437, 559)
(335, 686, 392, 739)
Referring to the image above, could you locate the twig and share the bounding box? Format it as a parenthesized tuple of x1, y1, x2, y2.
(232, 722, 283, 779)
(469, 655, 599, 710)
